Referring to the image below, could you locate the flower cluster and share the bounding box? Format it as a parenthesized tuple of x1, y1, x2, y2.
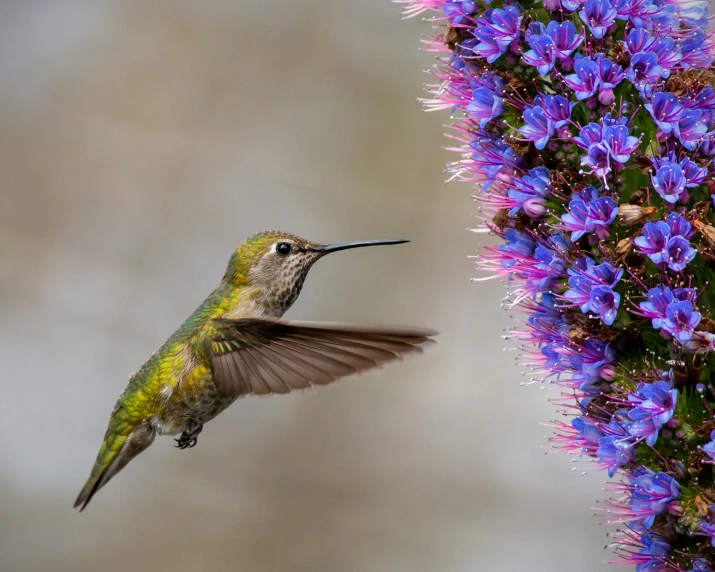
(401, 0, 715, 567)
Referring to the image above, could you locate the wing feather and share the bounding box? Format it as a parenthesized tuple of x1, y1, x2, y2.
(209, 318, 436, 398)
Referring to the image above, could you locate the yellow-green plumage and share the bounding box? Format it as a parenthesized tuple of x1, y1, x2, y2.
(74, 231, 436, 510)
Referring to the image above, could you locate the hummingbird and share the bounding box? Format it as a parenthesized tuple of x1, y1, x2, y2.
(74, 231, 436, 510)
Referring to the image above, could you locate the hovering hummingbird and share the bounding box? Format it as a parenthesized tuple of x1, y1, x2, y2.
(74, 231, 436, 510)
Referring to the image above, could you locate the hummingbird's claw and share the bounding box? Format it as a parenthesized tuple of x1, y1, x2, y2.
(174, 420, 203, 450)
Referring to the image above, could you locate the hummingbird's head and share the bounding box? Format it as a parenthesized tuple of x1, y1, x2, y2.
(223, 231, 408, 316)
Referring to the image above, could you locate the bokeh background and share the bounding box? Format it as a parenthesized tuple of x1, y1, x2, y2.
(0, 1, 609, 571)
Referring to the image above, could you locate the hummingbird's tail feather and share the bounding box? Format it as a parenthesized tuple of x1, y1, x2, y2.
(74, 420, 155, 511)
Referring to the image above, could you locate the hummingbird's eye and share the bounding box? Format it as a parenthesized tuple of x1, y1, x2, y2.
(276, 242, 292, 256)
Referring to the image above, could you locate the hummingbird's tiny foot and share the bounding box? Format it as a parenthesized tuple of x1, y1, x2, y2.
(174, 420, 203, 450)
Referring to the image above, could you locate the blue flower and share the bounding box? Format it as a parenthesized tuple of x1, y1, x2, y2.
(596, 419, 635, 477)
(564, 256, 622, 324)
(580, 145, 611, 181)
(499, 228, 536, 268)
(638, 286, 699, 336)
(702, 430, 715, 461)
(681, 30, 715, 69)
(560, 0, 583, 10)
(632, 532, 670, 571)
(687, 87, 715, 127)
(628, 469, 680, 529)
(572, 416, 605, 448)
(602, 124, 639, 163)
(519, 105, 554, 149)
(442, 0, 477, 24)
(535, 94, 573, 129)
(573, 119, 637, 182)
(589, 285, 620, 325)
(579, 0, 617, 38)
(508, 166, 551, 218)
(663, 235, 697, 272)
(651, 37, 682, 78)
(702, 521, 715, 547)
(560, 187, 618, 241)
(466, 86, 504, 128)
(474, 6, 522, 63)
(634, 221, 670, 264)
(652, 153, 709, 188)
(625, 28, 656, 54)
(651, 163, 686, 204)
(645, 92, 687, 136)
(634, 214, 695, 272)
(546, 20, 584, 59)
(663, 299, 701, 342)
(522, 34, 555, 75)
(689, 558, 713, 572)
(627, 380, 677, 446)
(593, 54, 625, 104)
(564, 55, 599, 100)
(626, 52, 664, 91)
(677, 109, 708, 151)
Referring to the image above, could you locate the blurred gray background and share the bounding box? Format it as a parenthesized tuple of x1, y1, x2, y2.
(0, 1, 607, 571)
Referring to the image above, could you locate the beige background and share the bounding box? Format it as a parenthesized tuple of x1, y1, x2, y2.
(1, 1, 608, 571)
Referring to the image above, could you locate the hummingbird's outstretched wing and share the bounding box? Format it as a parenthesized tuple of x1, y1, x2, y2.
(209, 318, 437, 398)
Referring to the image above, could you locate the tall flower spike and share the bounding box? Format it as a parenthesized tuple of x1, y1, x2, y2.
(403, 0, 715, 568)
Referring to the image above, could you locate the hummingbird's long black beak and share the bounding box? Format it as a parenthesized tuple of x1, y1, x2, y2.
(309, 239, 409, 254)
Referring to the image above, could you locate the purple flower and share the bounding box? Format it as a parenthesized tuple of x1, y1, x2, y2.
(579, 0, 617, 38)
(677, 109, 708, 150)
(638, 286, 698, 331)
(634, 221, 670, 263)
(628, 469, 680, 528)
(628, 380, 678, 446)
(499, 228, 536, 267)
(663, 235, 697, 272)
(702, 522, 715, 547)
(572, 416, 605, 450)
(602, 125, 639, 163)
(589, 285, 620, 325)
(645, 92, 687, 136)
(466, 86, 504, 128)
(522, 34, 555, 75)
(508, 166, 552, 218)
(474, 6, 522, 63)
(651, 38, 682, 78)
(626, 52, 664, 90)
(574, 119, 637, 182)
(663, 299, 701, 342)
(593, 54, 625, 104)
(546, 21, 584, 59)
(689, 558, 712, 572)
(573, 122, 603, 149)
(581, 143, 612, 181)
(535, 94, 573, 129)
(560, 187, 618, 241)
(564, 56, 600, 100)
(630, 532, 671, 571)
(652, 153, 709, 188)
(702, 430, 715, 461)
(564, 256, 622, 323)
(561, 0, 584, 11)
(519, 106, 554, 149)
(634, 214, 696, 271)
(651, 163, 686, 204)
(666, 211, 693, 238)
(625, 28, 656, 54)
(681, 29, 715, 70)
(442, 0, 477, 24)
(596, 419, 635, 477)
